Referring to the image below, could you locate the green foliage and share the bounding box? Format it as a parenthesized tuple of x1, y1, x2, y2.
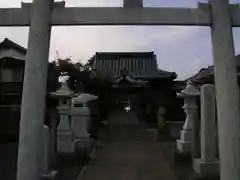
(48, 58, 111, 94)
(53, 58, 89, 91)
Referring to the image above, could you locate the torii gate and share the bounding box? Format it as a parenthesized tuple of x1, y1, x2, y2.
(1, 0, 239, 179)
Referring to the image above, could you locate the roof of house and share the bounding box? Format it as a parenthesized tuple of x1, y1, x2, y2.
(88, 52, 177, 79)
(186, 65, 214, 83)
(0, 38, 26, 53)
(0, 38, 27, 61)
(186, 55, 240, 83)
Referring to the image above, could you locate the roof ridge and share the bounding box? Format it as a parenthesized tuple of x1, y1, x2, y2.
(95, 52, 155, 57)
(0, 38, 27, 53)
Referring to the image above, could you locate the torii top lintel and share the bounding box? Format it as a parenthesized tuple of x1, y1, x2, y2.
(0, 1, 240, 26)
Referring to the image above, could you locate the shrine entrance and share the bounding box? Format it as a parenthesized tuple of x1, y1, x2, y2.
(1, 1, 240, 180)
(87, 52, 178, 124)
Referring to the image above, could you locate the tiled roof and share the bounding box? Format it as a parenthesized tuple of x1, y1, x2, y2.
(0, 38, 27, 61)
(0, 38, 26, 53)
(186, 65, 214, 83)
(186, 55, 240, 83)
(89, 52, 176, 79)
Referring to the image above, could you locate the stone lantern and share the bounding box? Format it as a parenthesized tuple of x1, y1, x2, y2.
(50, 81, 76, 153)
(177, 81, 200, 154)
(69, 93, 98, 155)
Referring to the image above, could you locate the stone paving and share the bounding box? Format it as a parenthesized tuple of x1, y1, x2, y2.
(77, 110, 178, 180)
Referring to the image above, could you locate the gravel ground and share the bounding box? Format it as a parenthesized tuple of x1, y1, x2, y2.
(78, 111, 178, 180)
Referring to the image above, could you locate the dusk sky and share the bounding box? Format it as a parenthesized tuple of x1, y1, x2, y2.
(0, 0, 240, 80)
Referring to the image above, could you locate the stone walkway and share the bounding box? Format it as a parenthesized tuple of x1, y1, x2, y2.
(77, 110, 178, 180)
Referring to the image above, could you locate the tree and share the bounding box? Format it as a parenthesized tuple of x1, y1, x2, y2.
(47, 61, 59, 92)
(53, 58, 89, 91)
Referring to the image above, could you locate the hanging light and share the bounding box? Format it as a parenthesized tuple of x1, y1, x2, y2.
(124, 100, 131, 112)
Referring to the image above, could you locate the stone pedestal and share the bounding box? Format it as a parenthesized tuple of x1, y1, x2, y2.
(177, 81, 199, 154)
(69, 107, 92, 153)
(177, 129, 193, 153)
(193, 159, 219, 178)
(57, 106, 74, 153)
(193, 85, 219, 178)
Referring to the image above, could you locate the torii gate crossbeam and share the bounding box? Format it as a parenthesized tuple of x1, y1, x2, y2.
(2, 0, 238, 180)
(0, 4, 210, 26)
(1, 3, 240, 26)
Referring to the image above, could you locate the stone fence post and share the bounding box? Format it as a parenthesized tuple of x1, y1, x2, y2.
(69, 104, 92, 156)
(177, 81, 200, 154)
(193, 84, 219, 178)
(69, 93, 98, 158)
(155, 106, 168, 141)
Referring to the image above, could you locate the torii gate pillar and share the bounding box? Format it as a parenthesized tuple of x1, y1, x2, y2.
(211, 0, 240, 180)
(17, 0, 53, 180)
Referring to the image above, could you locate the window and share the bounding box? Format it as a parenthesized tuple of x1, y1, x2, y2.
(1, 67, 22, 82)
(12, 69, 23, 82)
(1, 68, 13, 82)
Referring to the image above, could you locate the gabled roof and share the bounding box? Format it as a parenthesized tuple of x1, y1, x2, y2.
(186, 65, 214, 83)
(115, 75, 147, 84)
(0, 38, 27, 61)
(88, 52, 176, 79)
(186, 55, 240, 83)
(0, 38, 26, 53)
(111, 68, 147, 87)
